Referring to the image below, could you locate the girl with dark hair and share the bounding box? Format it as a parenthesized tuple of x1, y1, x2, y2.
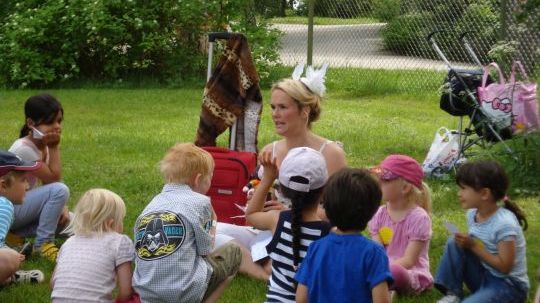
(8, 93, 70, 262)
(246, 147, 330, 303)
(435, 160, 529, 303)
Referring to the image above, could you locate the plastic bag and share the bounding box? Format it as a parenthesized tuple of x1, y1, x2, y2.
(422, 127, 460, 177)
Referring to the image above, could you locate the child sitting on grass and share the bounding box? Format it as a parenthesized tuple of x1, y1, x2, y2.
(295, 168, 393, 303)
(435, 160, 529, 303)
(51, 188, 137, 303)
(0, 150, 44, 285)
(246, 147, 331, 303)
(133, 143, 241, 303)
(368, 155, 433, 296)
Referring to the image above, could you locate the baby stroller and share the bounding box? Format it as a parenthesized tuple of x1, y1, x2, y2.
(428, 31, 514, 163)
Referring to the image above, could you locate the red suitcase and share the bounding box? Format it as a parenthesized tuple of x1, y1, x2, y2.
(203, 147, 256, 225)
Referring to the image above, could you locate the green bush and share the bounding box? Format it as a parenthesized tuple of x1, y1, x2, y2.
(381, 0, 500, 62)
(0, 0, 281, 88)
(373, 0, 401, 22)
(314, 0, 373, 18)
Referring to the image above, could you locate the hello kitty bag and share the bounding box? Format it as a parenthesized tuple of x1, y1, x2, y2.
(477, 62, 513, 130)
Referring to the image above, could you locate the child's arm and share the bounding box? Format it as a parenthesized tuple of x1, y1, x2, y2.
(33, 136, 62, 184)
(393, 240, 425, 269)
(115, 261, 134, 302)
(371, 281, 391, 303)
(246, 154, 280, 232)
(295, 284, 308, 303)
(455, 233, 516, 274)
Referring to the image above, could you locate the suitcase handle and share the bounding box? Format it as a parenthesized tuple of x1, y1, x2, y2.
(208, 32, 236, 42)
(203, 147, 253, 179)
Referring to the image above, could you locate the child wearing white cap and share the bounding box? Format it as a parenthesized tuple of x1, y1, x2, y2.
(246, 147, 331, 303)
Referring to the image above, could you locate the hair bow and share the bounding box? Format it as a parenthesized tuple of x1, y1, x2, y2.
(291, 63, 329, 97)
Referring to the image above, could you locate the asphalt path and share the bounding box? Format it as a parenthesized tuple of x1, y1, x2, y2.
(274, 23, 472, 70)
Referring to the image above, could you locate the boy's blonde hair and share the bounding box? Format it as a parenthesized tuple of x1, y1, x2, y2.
(72, 188, 126, 236)
(272, 78, 322, 127)
(399, 179, 432, 214)
(160, 143, 214, 184)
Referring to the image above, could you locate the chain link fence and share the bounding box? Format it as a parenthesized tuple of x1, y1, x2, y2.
(258, 0, 539, 90)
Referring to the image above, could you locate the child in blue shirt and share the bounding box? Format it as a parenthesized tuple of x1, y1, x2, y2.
(435, 160, 529, 303)
(294, 168, 393, 303)
(0, 150, 44, 284)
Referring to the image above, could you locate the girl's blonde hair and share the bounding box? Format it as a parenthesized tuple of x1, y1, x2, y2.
(272, 78, 322, 127)
(160, 143, 214, 184)
(71, 188, 126, 236)
(399, 179, 432, 214)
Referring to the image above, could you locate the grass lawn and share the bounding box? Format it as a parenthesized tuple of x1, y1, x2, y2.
(0, 84, 538, 302)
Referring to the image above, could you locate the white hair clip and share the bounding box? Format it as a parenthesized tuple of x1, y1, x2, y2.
(291, 63, 328, 97)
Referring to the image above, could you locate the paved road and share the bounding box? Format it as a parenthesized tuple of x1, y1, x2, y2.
(274, 23, 472, 70)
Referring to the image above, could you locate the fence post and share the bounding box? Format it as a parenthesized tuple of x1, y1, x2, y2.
(307, 0, 314, 65)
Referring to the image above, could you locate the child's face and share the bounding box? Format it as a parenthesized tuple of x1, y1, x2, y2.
(0, 173, 29, 204)
(379, 178, 403, 203)
(29, 111, 63, 135)
(457, 184, 485, 209)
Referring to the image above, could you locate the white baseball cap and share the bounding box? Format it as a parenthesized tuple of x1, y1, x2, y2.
(278, 147, 328, 192)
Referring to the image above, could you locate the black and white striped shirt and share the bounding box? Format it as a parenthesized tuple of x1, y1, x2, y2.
(266, 210, 330, 303)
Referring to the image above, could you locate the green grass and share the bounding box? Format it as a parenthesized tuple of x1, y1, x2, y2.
(0, 80, 538, 302)
(270, 16, 380, 25)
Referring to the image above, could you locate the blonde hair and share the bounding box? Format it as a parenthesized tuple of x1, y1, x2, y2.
(160, 143, 214, 184)
(72, 188, 126, 236)
(398, 179, 432, 214)
(272, 78, 322, 126)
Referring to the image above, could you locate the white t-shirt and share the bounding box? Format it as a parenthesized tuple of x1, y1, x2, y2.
(51, 232, 135, 303)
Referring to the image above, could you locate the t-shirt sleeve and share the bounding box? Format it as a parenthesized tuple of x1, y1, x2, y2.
(294, 244, 315, 286)
(116, 234, 135, 267)
(0, 203, 13, 245)
(408, 210, 432, 242)
(367, 207, 383, 238)
(365, 245, 393, 290)
(9, 142, 40, 162)
(192, 199, 213, 256)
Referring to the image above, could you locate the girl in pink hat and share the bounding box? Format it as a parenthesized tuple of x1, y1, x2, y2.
(368, 154, 433, 297)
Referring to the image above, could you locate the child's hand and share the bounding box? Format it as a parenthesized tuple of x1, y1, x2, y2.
(259, 153, 278, 181)
(42, 131, 61, 147)
(18, 253, 25, 262)
(263, 200, 286, 212)
(455, 232, 475, 249)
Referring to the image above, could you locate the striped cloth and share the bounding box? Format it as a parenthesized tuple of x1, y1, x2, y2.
(266, 210, 330, 303)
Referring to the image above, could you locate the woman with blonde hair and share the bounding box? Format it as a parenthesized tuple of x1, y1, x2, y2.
(215, 65, 347, 280)
(51, 189, 138, 303)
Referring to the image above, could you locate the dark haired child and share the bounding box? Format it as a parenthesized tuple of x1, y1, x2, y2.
(246, 147, 331, 302)
(294, 168, 393, 303)
(435, 160, 529, 303)
(8, 93, 70, 262)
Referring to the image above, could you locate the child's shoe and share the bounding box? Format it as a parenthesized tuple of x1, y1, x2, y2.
(437, 294, 461, 303)
(5, 232, 24, 247)
(39, 242, 59, 262)
(12, 270, 44, 283)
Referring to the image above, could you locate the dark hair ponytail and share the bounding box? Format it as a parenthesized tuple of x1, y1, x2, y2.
(20, 93, 63, 138)
(456, 160, 527, 230)
(280, 176, 323, 269)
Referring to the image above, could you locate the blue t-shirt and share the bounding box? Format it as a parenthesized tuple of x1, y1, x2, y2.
(0, 196, 15, 247)
(467, 207, 529, 289)
(295, 232, 393, 303)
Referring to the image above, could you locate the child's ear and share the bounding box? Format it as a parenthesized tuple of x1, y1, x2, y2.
(191, 173, 202, 189)
(401, 181, 413, 195)
(0, 178, 6, 193)
(480, 187, 492, 200)
(26, 118, 35, 128)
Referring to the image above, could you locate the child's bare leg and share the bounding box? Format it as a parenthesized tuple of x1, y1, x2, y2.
(237, 243, 269, 281)
(203, 276, 233, 303)
(0, 248, 21, 284)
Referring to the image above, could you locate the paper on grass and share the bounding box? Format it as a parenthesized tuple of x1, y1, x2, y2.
(444, 221, 460, 234)
(250, 230, 272, 262)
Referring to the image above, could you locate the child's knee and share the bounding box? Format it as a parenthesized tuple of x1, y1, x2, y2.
(51, 182, 70, 202)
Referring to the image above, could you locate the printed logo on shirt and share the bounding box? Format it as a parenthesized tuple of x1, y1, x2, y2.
(134, 211, 186, 260)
